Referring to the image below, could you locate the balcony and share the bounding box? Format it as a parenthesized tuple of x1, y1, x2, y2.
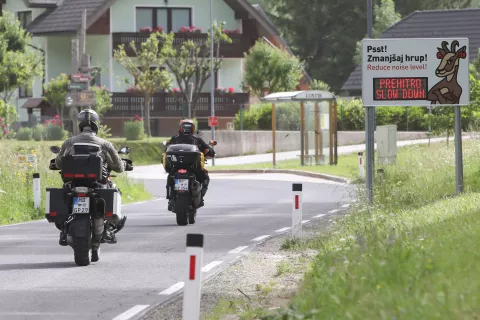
(105, 92, 250, 118)
(112, 32, 254, 58)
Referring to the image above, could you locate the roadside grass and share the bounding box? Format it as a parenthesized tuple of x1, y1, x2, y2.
(207, 139, 475, 183)
(0, 141, 152, 225)
(203, 138, 480, 319)
(260, 138, 480, 318)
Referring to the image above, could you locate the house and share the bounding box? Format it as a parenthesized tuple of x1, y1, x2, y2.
(1, 0, 310, 136)
(341, 8, 480, 97)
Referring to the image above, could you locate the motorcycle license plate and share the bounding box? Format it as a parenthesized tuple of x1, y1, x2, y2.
(174, 179, 189, 191)
(73, 197, 90, 213)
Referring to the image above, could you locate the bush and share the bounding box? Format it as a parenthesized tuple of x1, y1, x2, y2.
(124, 115, 145, 140)
(234, 103, 301, 130)
(15, 127, 32, 141)
(97, 124, 112, 139)
(32, 124, 46, 141)
(45, 124, 67, 140)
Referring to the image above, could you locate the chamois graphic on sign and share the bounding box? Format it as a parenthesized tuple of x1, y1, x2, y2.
(427, 40, 467, 105)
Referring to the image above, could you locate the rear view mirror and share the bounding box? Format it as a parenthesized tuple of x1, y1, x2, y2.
(162, 141, 168, 146)
(50, 146, 61, 154)
(119, 147, 131, 154)
(209, 140, 217, 146)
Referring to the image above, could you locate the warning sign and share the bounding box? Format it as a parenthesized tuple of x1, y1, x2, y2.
(362, 38, 470, 106)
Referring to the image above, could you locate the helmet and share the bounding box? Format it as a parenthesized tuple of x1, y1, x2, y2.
(78, 109, 100, 134)
(179, 119, 195, 134)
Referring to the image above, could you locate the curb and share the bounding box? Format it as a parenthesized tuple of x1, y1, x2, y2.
(207, 169, 350, 184)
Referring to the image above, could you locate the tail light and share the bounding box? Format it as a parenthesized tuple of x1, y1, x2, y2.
(178, 169, 187, 173)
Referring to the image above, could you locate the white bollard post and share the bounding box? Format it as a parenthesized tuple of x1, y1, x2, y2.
(292, 183, 302, 240)
(33, 173, 41, 209)
(358, 152, 365, 179)
(182, 233, 204, 320)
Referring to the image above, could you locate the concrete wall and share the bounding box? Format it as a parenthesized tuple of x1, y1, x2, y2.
(199, 130, 430, 157)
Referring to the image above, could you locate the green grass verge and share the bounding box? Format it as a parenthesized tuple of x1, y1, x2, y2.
(0, 140, 152, 225)
(207, 139, 480, 319)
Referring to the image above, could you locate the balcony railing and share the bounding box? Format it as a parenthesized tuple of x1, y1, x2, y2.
(105, 92, 250, 118)
(112, 32, 254, 58)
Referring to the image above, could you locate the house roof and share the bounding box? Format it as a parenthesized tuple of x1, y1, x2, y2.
(21, 97, 50, 109)
(24, 0, 59, 8)
(342, 8, 480, 92)
(27, 0, 113, 35)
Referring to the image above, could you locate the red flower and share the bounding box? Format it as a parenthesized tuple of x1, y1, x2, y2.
(0, 117, 3, 122)
(228, 87, 234, 93)
(3, 129, 8, 134)
(55, 114, 60, 119)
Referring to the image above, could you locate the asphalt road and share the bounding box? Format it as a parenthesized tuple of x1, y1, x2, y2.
(0, 171, 353, 320)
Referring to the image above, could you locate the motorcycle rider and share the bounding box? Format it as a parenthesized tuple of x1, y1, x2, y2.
(54, 109, 129, 255)
(165, 119, 215, 211)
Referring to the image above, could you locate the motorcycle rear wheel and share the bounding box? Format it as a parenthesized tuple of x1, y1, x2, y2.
(175, 199, 188, 226)
(73, 220, 92, 266)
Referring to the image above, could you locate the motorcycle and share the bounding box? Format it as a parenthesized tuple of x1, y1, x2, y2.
(161, 139, 217, 226)
(45, 143, 133, 266)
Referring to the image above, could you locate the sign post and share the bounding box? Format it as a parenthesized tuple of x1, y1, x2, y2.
(292, 183, 302, 240)
(182, 234, 204, 320)
(361, 37, 470, 197)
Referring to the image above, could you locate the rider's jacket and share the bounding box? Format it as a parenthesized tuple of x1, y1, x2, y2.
(55, 126, 125, 173)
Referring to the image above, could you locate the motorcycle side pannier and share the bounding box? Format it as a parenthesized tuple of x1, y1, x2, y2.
(45, 188, 71, 223)
(61, 154, 103, 181)
(94, 188, 122, 222)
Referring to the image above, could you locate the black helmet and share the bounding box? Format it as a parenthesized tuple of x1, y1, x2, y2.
(78, 109, 100, 133)
(179, 119, 195, 134)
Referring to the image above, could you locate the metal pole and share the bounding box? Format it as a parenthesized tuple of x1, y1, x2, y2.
(209, 0, 215, 166)
(365, 0, 374, 203)
(188, 82, 193, 119)
(454, 105, 464, 194)
(428, 105, 432, 146)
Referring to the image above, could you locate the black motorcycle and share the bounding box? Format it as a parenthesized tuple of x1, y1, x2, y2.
(162, 139, 217, 226)
(46, 144, 133, 266)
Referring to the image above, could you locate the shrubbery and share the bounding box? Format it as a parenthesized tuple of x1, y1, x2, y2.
(124, 115, 145, 140)
(234, 98, 480, 132)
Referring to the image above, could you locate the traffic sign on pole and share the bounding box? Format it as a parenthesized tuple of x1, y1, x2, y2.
(361, 37, 470, 199)
(208, 116, 218, 127)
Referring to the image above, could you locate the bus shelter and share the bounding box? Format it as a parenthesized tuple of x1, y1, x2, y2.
(260, 90, 338, 167)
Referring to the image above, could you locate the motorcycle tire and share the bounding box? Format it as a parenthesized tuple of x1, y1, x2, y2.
(188, 211, 196, 224)
(72, 218, 93, 266)
(175, 199, 188, 226)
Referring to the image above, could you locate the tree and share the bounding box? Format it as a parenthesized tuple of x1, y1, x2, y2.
(243, 40, 303, 98)
(310, 79, 331, 91)
(43, 73, 70, 128)
(114, 31, 173, 136)
(353, 0, 401, 64)
(0, 10, 43, 126)
(163, 21, 232, 117)
(91, 85, 113, 116)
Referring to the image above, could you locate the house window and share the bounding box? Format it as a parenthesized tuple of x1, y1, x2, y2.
(19, 81, 33, 98)
(17, 11, 32, 29)
(136, 7, 192, 32)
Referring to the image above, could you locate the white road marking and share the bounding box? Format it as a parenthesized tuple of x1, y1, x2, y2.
(302, 220, 310, 224)
(329, 209, 339, 213)
(202, 261, 223, 272)
(112, 305, 149, 320)
(228, 246, 248, 254)
(313, 214, 326, 218)
(159, 282, 184, 295)
(275, 227, 291, 233)
(251, 235, 270, 241)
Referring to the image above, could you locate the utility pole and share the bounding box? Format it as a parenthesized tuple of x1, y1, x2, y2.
(365, 0, 375, 203)
(209, 0, 216, 166)
(68, 9, 96, 135)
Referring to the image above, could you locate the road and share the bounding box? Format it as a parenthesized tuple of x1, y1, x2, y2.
(0, 172, 353, 320)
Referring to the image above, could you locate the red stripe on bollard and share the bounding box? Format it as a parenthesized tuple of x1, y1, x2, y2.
(295, 195, 299, 209)
(189, 255, 196, 280)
